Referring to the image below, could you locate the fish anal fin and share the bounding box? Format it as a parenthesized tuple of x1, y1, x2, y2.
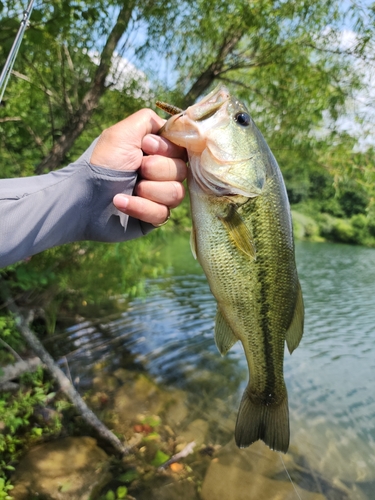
(215, 309, 238, 356)
(219, 205, 256, 260)
(285, 280, 304, 355)
(235, 385, 290, 453)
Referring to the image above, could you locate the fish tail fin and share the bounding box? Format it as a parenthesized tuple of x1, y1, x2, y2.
(235, 385, 290, 453)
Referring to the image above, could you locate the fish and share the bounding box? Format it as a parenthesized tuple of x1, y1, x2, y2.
(157, 85, 304, 453)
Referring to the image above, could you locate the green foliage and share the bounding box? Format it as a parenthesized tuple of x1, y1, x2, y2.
(1, 4, 375, 498)
(118, 470, 139, 484)
(0, 477, 14, 500)
(0, 314, 23, 363)
(150, 449, 170, 467)
(101, 485, 128, 500)
(291, 211, 321, 242)
(0, 368, 62, 481)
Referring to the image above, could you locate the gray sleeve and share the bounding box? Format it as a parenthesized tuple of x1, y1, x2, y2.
(0, 140, 154, 268)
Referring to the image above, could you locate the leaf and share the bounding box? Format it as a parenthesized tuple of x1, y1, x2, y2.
(118, 470, 139, 483)
(141, 415, 161, 427)
(116, 486, 128, 499)
(105, 490, 115, 500)
(59, 482, 72, 493)
(151, 449, 170, 467)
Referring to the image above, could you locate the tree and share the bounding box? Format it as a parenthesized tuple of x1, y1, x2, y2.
(0, 0, 171, 174)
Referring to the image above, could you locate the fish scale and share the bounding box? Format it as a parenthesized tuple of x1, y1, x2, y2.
(158, 85, 304, 453)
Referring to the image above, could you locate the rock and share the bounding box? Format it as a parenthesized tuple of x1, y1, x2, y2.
(177, 419, 209, 449)
(112, 374, 188, 437)
(136, 478, 199, 500)
(11, 436, 111, 500)
(293, 419, 375, 483)
(92, 374, 119, 392)
(200, 440, 337, 500)
(163, 393, 188, 428)
(113, 368, 134, 384)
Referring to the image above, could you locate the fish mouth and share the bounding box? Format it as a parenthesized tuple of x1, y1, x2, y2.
(157, 86, 230, 148)
(187, 86, 229, 121)
(156, 85, 229, 119)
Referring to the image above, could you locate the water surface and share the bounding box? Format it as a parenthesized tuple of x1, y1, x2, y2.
(60, 237, 375, 499)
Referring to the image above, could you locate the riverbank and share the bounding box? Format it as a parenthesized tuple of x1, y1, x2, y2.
(292, 208, 375, 247)
(5, 363, 358, 500)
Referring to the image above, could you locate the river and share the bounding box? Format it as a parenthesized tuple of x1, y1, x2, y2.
(59, 237, 375, 499)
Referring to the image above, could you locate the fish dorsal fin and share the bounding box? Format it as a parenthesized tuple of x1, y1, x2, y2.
(219, 205, 256, 260)
(285, 280, 304, 354)
(190, 223, 198, 260)
(215, 308, 238, 356)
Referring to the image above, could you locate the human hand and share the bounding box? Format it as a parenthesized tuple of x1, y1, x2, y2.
(90, 109, 187, 226)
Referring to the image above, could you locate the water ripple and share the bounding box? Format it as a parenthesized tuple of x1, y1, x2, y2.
(59, 240, 375, 492)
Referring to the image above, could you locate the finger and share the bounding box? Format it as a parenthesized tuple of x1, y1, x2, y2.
(108, 109, 166, 143)
(113, 194, 170, 226)
(142, 134, 187, 160)
(135, 180, 185, 209)
(140, 155, 188, 182)
(90, 109, 166, 169)
(91, 108, 165, 165)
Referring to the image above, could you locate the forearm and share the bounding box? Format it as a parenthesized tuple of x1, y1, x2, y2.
(0, 146, 153, 268)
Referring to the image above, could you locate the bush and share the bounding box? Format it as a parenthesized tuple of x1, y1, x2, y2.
(291, 211, 321, 241)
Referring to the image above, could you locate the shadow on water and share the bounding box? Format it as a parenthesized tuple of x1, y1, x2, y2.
(50, 236, 375, 499)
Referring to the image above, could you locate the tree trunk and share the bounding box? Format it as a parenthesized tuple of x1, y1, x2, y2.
(35, 2, 136, 174)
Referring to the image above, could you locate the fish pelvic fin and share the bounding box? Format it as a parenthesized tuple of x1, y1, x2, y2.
(235, 386, 290, 453)
(190, 224, 198, 260)
(285, 279, 304, 354)
(215, 308, 238, 356)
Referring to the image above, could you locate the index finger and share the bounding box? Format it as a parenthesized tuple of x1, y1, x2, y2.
(142, 134, 187, 160)
(114, 109, 166, 146)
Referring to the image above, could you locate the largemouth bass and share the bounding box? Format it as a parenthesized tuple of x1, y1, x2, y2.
(157, 86, 304, 453)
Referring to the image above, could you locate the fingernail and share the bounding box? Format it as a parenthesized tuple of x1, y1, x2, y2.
(113, 194, 129, 210)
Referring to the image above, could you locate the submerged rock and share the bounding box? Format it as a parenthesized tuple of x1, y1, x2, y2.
(177, 419, 209, 449)
(112, 373, 188, 437)
(200, 440, 345, 500)
(293, 419, 375, 484)
(136, 478, 199, 500)
(11, 436, 111, 500)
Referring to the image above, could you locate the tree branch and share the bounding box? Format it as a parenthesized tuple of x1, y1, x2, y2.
(35, 2, 136, 174)
(0, 117, 22, 123)
(0, 357, 42, 385)
(1, 282, 130, 456)
(182, 30, 244, 106)
(0, 336, 23, 362)
(11, 70, 56, 98)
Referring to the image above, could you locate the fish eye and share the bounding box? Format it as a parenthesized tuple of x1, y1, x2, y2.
(234, 112, 251, 127)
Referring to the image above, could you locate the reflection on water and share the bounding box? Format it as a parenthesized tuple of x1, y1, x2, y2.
(58, 238, 375, 499)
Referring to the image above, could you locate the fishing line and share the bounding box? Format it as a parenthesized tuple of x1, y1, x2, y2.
(0, 0, 35, 104)
(279, 452, 303, 500)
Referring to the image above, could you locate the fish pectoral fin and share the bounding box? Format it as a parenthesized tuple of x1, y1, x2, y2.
(190, 224, 198, 260)
(215, 309, 238, 356)
(285, 280, 304, 354)
(218, 205, 256, 260)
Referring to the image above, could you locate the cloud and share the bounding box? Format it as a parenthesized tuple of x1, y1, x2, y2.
(89, 50, 153, 102)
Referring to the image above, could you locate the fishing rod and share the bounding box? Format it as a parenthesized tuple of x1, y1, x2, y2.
(0, 0, 35, 104)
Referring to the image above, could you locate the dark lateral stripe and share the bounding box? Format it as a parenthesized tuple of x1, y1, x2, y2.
(257, 254, 276, 396)
(252, 200, 277, 399)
